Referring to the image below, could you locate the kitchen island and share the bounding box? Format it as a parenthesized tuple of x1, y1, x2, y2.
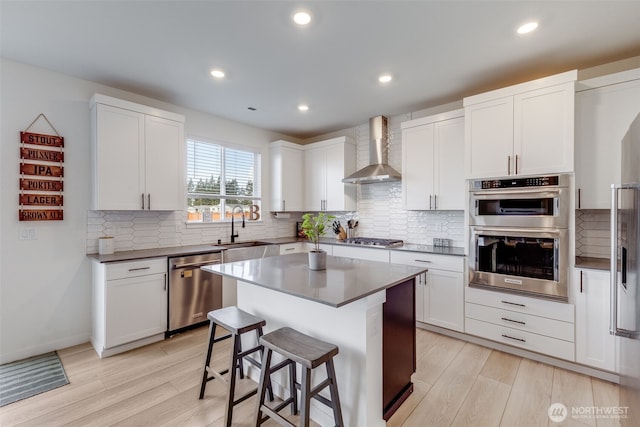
(203, 253, 427, 427)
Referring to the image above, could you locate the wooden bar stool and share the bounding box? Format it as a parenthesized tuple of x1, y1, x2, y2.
(199, 306, 273, 427)
(254, 327, 344, 427)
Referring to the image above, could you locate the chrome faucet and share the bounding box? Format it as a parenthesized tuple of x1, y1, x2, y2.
(230, 205, 245, 243)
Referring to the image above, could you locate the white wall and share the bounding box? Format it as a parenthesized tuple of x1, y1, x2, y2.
(0, 59, 294, 363)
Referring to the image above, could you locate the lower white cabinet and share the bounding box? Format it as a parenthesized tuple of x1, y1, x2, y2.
(390, 251, 465, 332)
(465, 286, 575, 361)
(92, 257, 167, 357)
(280, 242, 307, 254)
(574, 268, 617, 371)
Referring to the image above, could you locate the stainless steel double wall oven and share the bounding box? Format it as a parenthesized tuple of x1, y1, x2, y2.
(469, 175, 570, 301)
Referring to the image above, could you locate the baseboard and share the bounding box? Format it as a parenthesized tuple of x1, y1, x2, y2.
(417, 322, 620, 384)
(0, 332, 90, 365)
(92, 333, 165, 358)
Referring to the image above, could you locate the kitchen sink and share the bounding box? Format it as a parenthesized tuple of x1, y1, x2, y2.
(213, 241, 273, 249)
(215, 241, 280, 262)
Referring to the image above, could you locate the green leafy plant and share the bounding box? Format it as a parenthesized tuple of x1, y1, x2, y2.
(301, 212, 335, 252)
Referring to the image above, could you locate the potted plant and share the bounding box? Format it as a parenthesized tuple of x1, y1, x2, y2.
(301, 212, 334, 270)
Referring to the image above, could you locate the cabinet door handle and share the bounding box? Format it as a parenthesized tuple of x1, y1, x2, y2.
(434, 195, 438, 210)
(285, 247, 295, 252)
(515, 155, 519, 175)
(580, 270, 583, 293)
(141, 193, 145, 210)
(282, 200, 285, 211)
(501, 334, 526, 343)
(429, 195, 432, 210)
(577, 188, 581, 209)
(147, 194, 151, 210)
(414, 259, 432, 263)
(507, 156, 511, 175)
(128, 266, 151, 272)
(501, 300, 525, 307)
(164, 273, 167, 291)
(501, 317, 526, 325)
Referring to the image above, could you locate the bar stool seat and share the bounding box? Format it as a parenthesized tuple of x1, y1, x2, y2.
(199, 306, 273, 427)
(254, 327, 344, 427)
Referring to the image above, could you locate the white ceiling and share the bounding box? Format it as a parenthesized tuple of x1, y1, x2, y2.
(2, 1, 640, 139)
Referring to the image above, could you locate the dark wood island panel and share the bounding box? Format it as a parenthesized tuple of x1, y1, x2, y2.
(382, 278, 416, 420)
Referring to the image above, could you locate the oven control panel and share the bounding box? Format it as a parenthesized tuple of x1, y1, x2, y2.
(472, 175, 560, 190)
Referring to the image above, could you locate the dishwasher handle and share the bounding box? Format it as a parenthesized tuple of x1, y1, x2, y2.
(172, 260, 221, 269)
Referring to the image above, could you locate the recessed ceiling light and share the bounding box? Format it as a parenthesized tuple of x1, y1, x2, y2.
(378, 74, 393, 83)
(293, 11, 311, 26)
(298, 104, 309, 112)
(210, 69, 225, 78)
(517, 21, 538, 34)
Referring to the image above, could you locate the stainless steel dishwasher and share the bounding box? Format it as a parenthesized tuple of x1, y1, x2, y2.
(168, 252, 222, 335)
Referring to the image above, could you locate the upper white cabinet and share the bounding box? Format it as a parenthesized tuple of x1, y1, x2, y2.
(401, 110, 465, 210)
(574, 268, 617, 371)
(464, 70, 576, 179)
(270, 141, 304, 212)
(575, 70, 640, 209)
(303, 137, 356, 212)
(91, 94, 185, 211)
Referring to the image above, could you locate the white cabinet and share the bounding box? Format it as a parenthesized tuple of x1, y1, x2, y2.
(574, 268, 617, 371)
(465, 286, 575, 361)
(270, 141, 304, 211)
(390, 251, 464, 332)
(303, 137, 356, 212)
(401, 110, 465, 210)
(332, 245, 389, 262)
(91, 94, 185, 211)
(92, 257, 167, 357)
(280, 242, 307, 254)
(575, 72, 640, 209)
(464, 71, 576, 179)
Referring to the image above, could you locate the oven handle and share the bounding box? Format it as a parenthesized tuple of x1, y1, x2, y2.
(470, 226, 564, 238)
(470, 189, 562, 199)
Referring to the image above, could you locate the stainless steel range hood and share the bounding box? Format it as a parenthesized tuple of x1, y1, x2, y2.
(342, 115, 401, 184)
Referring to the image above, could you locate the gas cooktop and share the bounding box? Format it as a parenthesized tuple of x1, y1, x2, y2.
(344, 237, 404, 248)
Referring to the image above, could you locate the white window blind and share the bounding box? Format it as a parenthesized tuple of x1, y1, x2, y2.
(186, 139, 260, 222)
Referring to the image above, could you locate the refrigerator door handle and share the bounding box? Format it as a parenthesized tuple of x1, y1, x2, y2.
(611, 184, 620, 336)
(621, 246, 628, 290)
(610, 184, 638, 338)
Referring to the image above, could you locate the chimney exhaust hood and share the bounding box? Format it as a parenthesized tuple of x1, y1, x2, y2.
(342, 115, 401, 184)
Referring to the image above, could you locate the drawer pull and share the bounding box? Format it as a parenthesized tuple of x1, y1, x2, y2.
(414, 259, 432, 263)
(285, 248, 295, 251)
(501, 334, 526, 343)
(501, 317, 526, 325)
(501, 300, 525, 307)
(128, 266, 151, 272)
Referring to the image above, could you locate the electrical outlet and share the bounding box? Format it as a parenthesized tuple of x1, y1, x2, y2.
(19, 228, 37, 240)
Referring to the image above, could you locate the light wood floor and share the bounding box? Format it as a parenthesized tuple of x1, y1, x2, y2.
(0, 327, 620, 427)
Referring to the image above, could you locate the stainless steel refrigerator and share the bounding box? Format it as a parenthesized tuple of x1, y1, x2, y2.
(611, 112, 640, 425)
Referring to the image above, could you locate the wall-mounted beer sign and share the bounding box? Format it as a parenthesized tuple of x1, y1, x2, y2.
(19, 114, 64, 221)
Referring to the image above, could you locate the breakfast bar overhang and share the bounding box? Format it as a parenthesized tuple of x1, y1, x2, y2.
(203, 253, 426, 426)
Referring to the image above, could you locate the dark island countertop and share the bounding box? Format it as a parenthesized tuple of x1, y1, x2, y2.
(202, 253, 427, 308)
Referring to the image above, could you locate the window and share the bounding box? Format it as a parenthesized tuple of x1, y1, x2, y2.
(186, 139, 261, 223)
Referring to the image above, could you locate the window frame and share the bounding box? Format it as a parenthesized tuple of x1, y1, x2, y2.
(186, 137, 262, 224)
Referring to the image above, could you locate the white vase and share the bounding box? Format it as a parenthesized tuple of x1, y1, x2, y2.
(308, 250, 327, 271)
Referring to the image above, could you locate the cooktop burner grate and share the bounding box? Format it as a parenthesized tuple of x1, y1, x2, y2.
(344, 237, 404, 248)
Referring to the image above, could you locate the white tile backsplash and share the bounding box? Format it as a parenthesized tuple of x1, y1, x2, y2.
(575, 209, 610, 258)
